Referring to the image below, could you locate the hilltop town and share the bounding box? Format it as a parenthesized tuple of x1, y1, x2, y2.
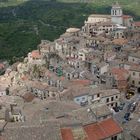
(0, 2, 140, 140)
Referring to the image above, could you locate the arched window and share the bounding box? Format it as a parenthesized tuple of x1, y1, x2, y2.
(115, 10, 117, 15)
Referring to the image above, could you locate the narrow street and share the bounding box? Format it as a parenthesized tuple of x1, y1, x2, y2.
(113, 93, 140, 124)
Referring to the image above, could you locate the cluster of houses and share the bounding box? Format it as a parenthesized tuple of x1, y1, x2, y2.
(0, 2, 140, 140)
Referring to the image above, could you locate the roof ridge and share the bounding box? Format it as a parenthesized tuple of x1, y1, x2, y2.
(97, 122, 107, 138)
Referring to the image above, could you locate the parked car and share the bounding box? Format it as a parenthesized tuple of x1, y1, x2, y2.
(130, 102, 138, 112)
(119, 103, 125, 110)
(126, 93, 133, 99)
(113, 106, 119, 112)
(124, 112, 130, 121)
(80, 101, 88, 106)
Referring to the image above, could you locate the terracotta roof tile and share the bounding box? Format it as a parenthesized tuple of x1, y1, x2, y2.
(31, 50, 41, 59)
(99, 118, 123, 137)
(61, 128, 74, 140)
(61, 118, 122, 140)
(21, 75, 28, 81)
(84, 118, 122, 140)
(113, 38, 128, 45)
(22, 92, 35, 102)
(134, 21, 140, 27)
(123, 15, 132, 19)
(111, 68, 129, 81)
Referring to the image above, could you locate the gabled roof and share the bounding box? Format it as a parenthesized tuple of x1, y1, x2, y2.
(111, 67, 129, 81)
(3, 122, 62, 140)
(61, 118, 122, 140)
(84, 118, 122, 140)
(133, 21, 140, 27)
(113, 38, 128, 45)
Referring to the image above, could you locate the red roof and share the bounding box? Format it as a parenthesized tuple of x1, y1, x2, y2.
(31, 50, 41, 59)
(21, 75, 28, 81)
(113, 38, 128, 45)
(84, 118, 122, 140)
(61, 128, 74, 140)
(22, 93, 35, 102)
(111, 68, 129, 81)
(123, 15, 132, 19)
(61, 118, 122, 140)
(134, 21, 140, 27)
(0, 63, 4, 69)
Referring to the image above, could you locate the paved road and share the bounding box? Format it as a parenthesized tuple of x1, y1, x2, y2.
(113, 93, 140, 124)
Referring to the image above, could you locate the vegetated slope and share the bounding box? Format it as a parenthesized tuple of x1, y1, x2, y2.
(0, 0, 139, 62)
(58, 0, 140, 17)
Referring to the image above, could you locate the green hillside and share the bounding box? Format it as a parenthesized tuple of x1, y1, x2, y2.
(0, 0, 28, 7)
(58, 0, 140, 17)
(0, 0, 139, 63)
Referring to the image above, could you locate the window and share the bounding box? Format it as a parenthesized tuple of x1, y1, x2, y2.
(97, 94, 100, 97)
(52, 93, 56, 97)
(44, 93, 46, 99)
(67, 74, 71, 80)
(73, 46, 76, 50)
(132, 80, 135, 85)
(111, 97, 114, 101)
(116, 96, 118, 99)
(106, 98, 109, 103)
(76, 98, 79, 101)
(111, 135, 117, 140)
(133, 72, 135, 76)
(82, 97, 85, 100)
(139, 81, 140, 85)
(16, 117, 18, 122)
(48, 80, 50, 85)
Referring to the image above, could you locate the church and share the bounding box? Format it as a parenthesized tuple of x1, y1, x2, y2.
(111, 2, 133, 26)
(84, 2, 133, 28)
(83, 2, 135, 38)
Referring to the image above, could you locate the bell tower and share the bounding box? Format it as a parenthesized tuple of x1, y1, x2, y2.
(111, 2, 123, 25)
